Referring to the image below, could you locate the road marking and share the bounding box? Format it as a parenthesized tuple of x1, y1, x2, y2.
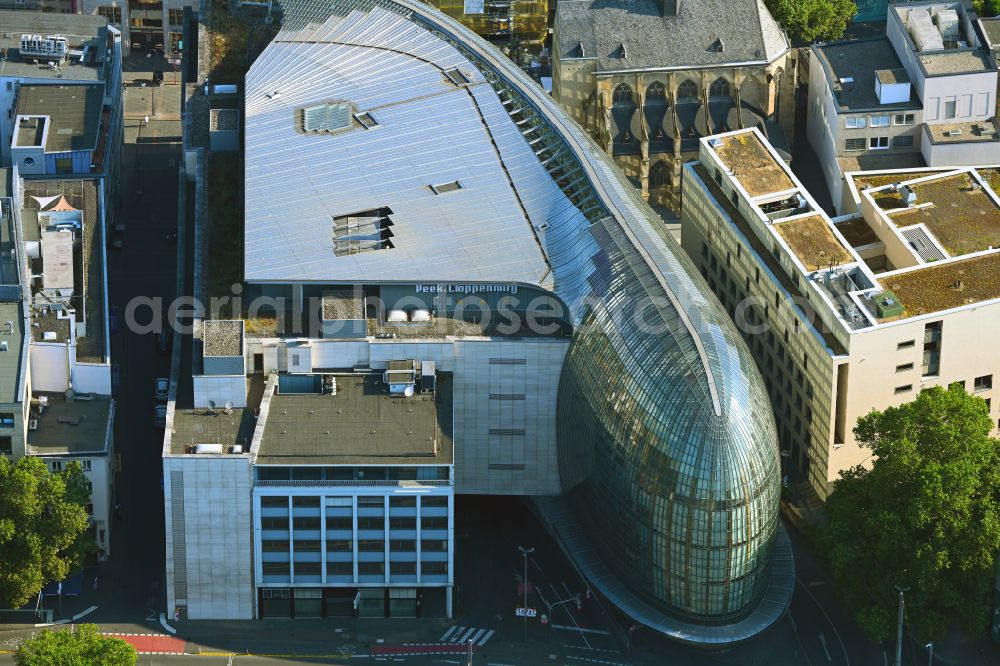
(566, 655, 632, 666)
(440, 625, 460, 642)
(456, 627, 476, 644)
(550, 625, 612, 636)
(819, 633, 832, 661)
(808, 581, 826, 587)
(566, 645, 621, 654)
(477, 629, 495, 646)
(488, 663, 516, 666)
(796, 576, 850, 666)
(469, 628, 486, 645)
(159, 612, 177, 634)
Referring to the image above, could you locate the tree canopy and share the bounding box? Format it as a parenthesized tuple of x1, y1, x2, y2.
(766, 0, 857, 44)
(0, 457, 93, 608)
(15, 624, 136, 666)
(820, 385, 1000, 642)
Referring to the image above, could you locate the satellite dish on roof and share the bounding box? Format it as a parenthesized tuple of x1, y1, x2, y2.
(404, 385, 415, 397)
(224, 401, 234, 415)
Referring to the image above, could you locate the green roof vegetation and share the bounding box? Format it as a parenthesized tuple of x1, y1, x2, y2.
(713, 132, 794, 197)
(835, 217, 879, 247)
(887, 173, 1000, 257)
(774, 215, 854, 270)
(878, 252, 1000, 318)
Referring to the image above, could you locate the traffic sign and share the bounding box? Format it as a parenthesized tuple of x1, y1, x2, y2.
(514, 607, 537, 618)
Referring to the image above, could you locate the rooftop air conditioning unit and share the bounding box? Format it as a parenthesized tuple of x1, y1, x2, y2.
(946, 129, 962, 137)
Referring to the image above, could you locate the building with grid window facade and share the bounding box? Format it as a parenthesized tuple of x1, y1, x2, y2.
(162, 0, 792, 644)
(681, 126, 1000, 503)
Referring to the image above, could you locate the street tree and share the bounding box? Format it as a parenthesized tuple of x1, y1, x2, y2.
(766, 0, 857, 43)
(15, 624, 136, 666)
(0, 457, 93, 609)
(820, 385, 1000, 641)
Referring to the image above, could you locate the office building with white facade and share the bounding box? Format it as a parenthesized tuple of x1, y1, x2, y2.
(808, 1, 999, 212)
(162, 0, 793, 646)
(681, 126, 1000, 502)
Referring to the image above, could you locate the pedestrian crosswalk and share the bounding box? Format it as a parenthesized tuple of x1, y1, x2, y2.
(439, 624, 496, 647)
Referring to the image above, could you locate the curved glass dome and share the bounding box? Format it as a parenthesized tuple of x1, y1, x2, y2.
(556, 218, 781, 622)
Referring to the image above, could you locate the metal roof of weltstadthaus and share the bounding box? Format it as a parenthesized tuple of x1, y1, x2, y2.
(244, 10, 570, 287)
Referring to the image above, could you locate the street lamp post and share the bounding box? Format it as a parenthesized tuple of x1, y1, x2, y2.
(895, 586, 911, 666)
(518, 545, 535, 642)
(466, 638, 474, 666)
(925, 641, 934, 666)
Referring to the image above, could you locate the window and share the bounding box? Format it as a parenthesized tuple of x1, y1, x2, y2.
(893, 135, 914, 148)
(168, 9, 184, 26)
(709, 77, 730, 98)
(326, 539, 352, 552)
(389, 517, 415, 530)
(390, 539, 416, 551)
(974, 374, 993, 392)
(262, 540, 289, 552)
(358, 540, 384, 552)
(423, 562, 447, 575)
(894, 113, 915, 125)
(262, 517, 289, 529)
(50, 460, 63, 472)
(650, 161, 669, 188)
(292, 496, 319, 508)
(870, 115, 890, 127)
(845, 138, 866, 151)
(261, 496, 287, 508)
(950, 380, 966, 391)
(845, 117, 866, 129)
(944, 100, 957, 119)
(392, 562, 416, 575)
(612, 83, 634, 106)
(263, 563, 290, 575)
(869, 136, 889, 150)
(894, 384, 912, 395)
(422, 496, 448, 508)
(421, 539, 448, 551)
(328, 562, 352, 575)
(98, 6, 122, 24)
(645, 81, 666, 102)
(326, 517, 351, 530)
(677, 79, 698, 100)
(294, 562, 321, 576)
(0, 413, 13, 427)
(294, 540, 321, 552)
(896, 363, 914, 373)
(923, 321, 942, 376)
(359, 562, 385, 575)
(85, 503, 93, 516)
(292, 517, 320, 530)
(358, 517, 384, 530)
(422, 517, 448, 530)
(262, 588, 290, 599)
(0, 436, 11, 455)
(390, 496, 416, 508)
(357, 496, 384, 507)
(897, 340, 915, 350)
(78, 459, 92, 471)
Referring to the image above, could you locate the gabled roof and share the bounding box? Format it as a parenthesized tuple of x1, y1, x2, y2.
(555, 0, 788, 71)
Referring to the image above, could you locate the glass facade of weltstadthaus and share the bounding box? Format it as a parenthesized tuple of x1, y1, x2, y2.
(556, 218, 782, 625)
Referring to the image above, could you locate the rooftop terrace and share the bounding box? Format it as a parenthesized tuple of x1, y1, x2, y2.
(924, 119, 1000, 144)
(27, 393, 113, 455)
(773, 215, 854, 271)
(876, 252, 1000, 318)
(256, 373, 453, 466)
(712, 132, 793, 196)
(878, 172, 1000, 257)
